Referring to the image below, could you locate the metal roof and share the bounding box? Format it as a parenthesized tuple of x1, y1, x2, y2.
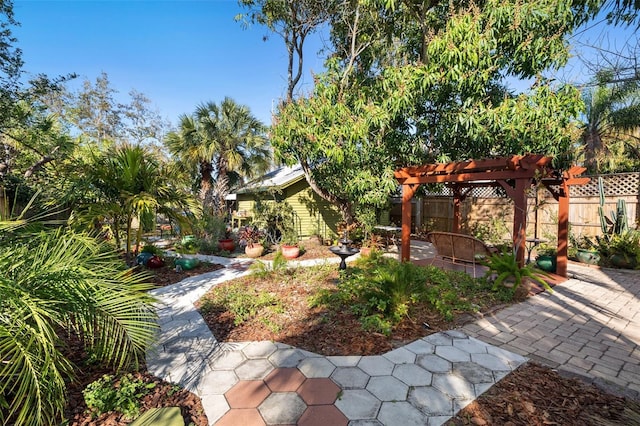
(235, 164, 305, 194)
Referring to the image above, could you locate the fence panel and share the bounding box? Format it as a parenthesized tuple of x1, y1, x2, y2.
(416, 172, 639, 241)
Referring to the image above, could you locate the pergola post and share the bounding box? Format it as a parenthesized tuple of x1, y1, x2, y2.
(401, 184, 416, 262)
(557, 181, 570, 277)
(513, 179, 528, 267)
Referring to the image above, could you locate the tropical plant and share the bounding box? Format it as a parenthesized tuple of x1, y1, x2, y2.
(0, 215, 158, 426)
(165, 97, 271, 214)
(69, 143, 200, 257)
(483, 251, 552, 292)
(580, 79, 640, 174)
(238, 225, 265, 247)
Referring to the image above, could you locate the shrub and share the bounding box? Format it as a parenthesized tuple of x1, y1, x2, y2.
(200, 282, 281, 325)
(83, 374, 156, 420)
(311, 251, 505, 335)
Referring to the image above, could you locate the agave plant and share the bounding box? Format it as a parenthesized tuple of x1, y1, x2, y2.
(0, 216, 158, 426)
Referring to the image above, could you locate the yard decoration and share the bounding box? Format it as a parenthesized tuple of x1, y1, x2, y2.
(146, 255, 165, 269)
(136, 252, 154, 266)
(174, 257, 200, 270)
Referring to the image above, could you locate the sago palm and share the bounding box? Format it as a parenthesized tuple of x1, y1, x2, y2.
(0, 217, 158, 426)
(165, 97, 271, 214)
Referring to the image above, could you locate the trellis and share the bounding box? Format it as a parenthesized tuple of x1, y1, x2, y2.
(394, 155, 590, 277)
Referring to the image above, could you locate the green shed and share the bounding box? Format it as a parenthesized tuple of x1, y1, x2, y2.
(233, 165, 342, 240)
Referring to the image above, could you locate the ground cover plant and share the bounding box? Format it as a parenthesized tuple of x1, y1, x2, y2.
(198, 252, 514, 355)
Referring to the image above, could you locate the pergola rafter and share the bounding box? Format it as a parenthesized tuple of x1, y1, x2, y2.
(394, 155, 590, 277)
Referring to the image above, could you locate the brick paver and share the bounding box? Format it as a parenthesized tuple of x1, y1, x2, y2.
(460, 262, 640, 399)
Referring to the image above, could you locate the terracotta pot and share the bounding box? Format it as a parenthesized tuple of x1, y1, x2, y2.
(218, 239, 235, 252)
(360, 247, 372, 257)
(281, 244, 300, 260)
(245, 244, 264, 258)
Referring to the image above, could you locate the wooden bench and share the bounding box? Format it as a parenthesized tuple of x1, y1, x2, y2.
(426, 231, 494, 276)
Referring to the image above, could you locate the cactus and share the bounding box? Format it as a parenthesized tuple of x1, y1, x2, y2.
(597, 176, 628, 240)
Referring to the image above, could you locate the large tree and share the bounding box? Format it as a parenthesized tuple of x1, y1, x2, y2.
(271, 0, 587, 223)
(237, 0, 332, 102)
(580, 77, 640, 173)
(165, 97, 271, 214)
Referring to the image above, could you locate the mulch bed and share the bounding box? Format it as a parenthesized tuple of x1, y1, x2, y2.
(448, 362, 639, 425)
(63, 332, 208, 426)
(149, 261, 224, 287)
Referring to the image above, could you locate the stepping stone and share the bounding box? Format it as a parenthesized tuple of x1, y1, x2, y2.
(130, 407, 184, 426)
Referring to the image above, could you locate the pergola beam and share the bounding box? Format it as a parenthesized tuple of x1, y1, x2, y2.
(394, 155, 589, 277)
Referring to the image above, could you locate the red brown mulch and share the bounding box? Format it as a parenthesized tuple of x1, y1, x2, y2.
(448, 362, 639, 426)
(149, 261, 224, 287)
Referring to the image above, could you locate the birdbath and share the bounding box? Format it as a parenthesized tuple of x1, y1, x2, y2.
(329, 231, 360, 270)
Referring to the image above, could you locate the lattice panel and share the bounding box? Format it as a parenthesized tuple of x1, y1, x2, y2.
(570, 173, 640, 197)
(421, 173, 640, 199)
(422, 186, 508, 198)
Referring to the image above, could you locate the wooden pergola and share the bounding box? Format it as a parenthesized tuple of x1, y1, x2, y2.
(394, 155, 590, 277)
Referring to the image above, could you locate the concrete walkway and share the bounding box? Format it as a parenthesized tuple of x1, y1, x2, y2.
(146, 244, 639, 425)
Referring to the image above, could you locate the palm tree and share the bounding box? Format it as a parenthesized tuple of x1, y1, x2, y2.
(0, 214, 158, 426)
(72, 143, 201, 256)
(580, 80, 640, 173)
(165, 97, 271, 215)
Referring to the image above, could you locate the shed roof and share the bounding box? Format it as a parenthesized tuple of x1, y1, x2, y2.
(236, 164, 305, 194)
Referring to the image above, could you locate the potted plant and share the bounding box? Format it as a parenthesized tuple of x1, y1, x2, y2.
(280, 231, 300, 260)
(599, 230, 640, 269)
(484, 251, 552, 293)
(217, 226, 236, 252)
(573, 235, 600, 265)
(535, 244, 557, 273)
(238, 226, 264, 258)
(360, 233, 383, 257)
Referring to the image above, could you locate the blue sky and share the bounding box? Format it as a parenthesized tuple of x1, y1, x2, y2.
(12, 1, 637, 128)
(13, 0, 327, 126)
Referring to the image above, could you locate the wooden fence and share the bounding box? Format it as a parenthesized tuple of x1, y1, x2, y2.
(390, 172, 640, 242)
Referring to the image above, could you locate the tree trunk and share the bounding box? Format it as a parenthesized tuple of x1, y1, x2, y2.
(583, 131, 603, 173)
(199, 160, 214, 205)
(299, 160, 355, 224)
